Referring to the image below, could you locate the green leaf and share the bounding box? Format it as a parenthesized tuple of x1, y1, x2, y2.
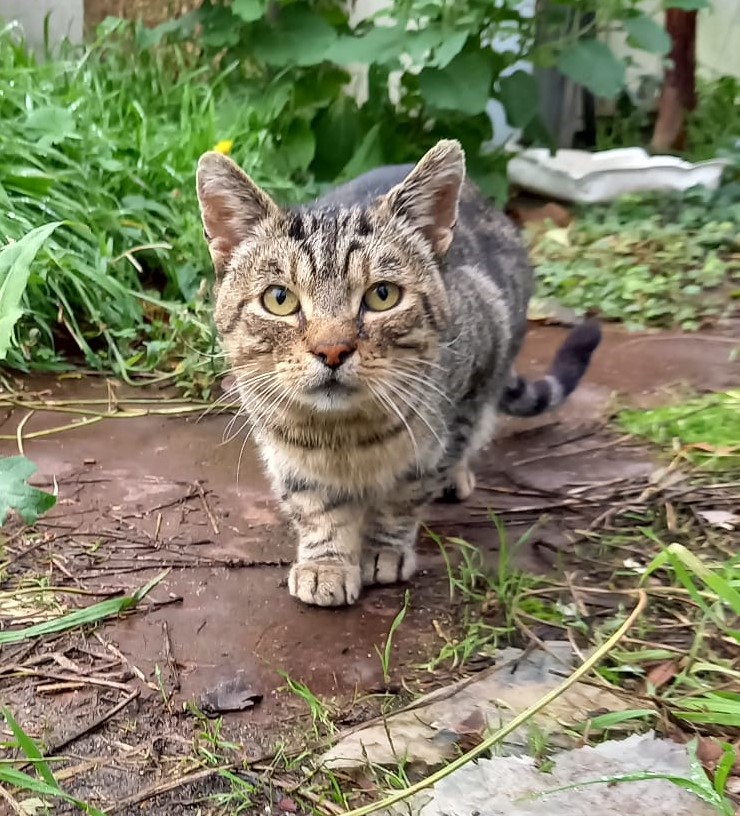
(338, 123, 384, 181)
(624, 14, 671, 55)
(252, 6, 337, 67)
(232, 0, 266, 23)
(329, 25, 406, 66)
(24, 107, 76, 143)
(198, 4, 243, 48)
(312, 95, 361, 178)
(0, 456, 56, 526)
(498, 70, 540, 128)
(418, 49, 497, 115)
(664, 0, 709, 9)
(281, 118, 316, 172)
(0, 221, 62, 346)
(425, 29, 468, 68)
(557, 40, 626, 99)
(3, 709, 58, 789)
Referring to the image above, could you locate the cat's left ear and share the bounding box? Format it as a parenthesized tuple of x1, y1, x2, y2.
(384, 139, 465, 255)
(196, 152, 279, 274)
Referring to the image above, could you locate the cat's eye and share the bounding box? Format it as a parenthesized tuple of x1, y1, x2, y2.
(261, 285, 300, 316)
(363, 282, 401, 312)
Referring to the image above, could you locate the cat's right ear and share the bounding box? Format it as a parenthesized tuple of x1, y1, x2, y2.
(196, 152, 278, 273)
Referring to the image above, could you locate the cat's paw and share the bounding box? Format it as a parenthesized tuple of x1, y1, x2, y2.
(361, 548, 417, 586)
(437, 464, 476, 503)
(288, 561, 361, 607)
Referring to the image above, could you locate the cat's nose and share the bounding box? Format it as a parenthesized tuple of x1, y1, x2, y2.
(310, 341, 356, 369)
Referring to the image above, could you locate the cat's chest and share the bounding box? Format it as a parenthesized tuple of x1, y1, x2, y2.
(258, 418, 444, 492)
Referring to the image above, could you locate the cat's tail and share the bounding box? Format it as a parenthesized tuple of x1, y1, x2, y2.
(499, 321, 602, 418)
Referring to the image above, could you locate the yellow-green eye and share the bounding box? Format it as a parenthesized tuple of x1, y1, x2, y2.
(363, 281, 401, 312)
(261, 285, 300, 316)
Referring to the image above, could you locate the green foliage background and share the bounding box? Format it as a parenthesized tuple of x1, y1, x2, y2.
(0, 0, 735, 394)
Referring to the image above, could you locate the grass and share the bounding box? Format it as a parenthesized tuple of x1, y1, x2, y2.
(376, 589, 410, 686)
(619, 391, 740, 471)
(0, 570, 166, 644)
(1, 21, 738, 399)
(527, 185, 739, 330)
(1, 709, 106, 815)
(0, 20, 304, 395)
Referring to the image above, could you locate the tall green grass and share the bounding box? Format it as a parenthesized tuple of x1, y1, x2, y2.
(0, 20, 300, 387)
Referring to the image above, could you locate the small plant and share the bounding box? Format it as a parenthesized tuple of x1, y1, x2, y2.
(529, 187, 739, 331)
(619, 391, 740, 471)
(280, 673, 335, 738)
(376, 589, 410, 686)
(0, 570, 167, 645)
(0, 708, 105, 815)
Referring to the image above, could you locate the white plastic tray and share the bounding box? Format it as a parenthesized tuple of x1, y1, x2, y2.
(507, 147, 729, 203)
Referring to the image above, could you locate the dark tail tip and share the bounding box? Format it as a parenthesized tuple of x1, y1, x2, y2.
(549, 320, 602, 397)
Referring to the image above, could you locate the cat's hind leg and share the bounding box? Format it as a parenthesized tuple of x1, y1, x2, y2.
(437, 403, 497, 503)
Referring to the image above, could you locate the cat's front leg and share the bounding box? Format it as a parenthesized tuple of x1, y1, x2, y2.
(361, 513, 419, 586)
(362, 487, 429, 586)
(283, 487, 364, 607)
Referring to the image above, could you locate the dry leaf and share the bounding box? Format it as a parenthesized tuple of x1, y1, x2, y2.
(645, 660, 678, 691)
(696, 510, 739, 531)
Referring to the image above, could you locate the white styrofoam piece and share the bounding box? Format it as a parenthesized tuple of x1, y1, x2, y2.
(507, 146, 729, 203)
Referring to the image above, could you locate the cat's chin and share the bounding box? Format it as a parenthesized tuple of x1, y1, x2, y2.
(297, 381, 365, 414)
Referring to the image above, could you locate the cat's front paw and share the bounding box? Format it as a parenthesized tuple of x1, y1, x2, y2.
(361, 548, 417, 586)
(288, 561, 361, 607)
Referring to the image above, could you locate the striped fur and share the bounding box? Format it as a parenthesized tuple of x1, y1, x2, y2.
(196, 141, 600, 607)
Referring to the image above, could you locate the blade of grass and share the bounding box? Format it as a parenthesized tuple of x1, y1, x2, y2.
(2, 709, 58, 788)
(0, 570, 168, 645)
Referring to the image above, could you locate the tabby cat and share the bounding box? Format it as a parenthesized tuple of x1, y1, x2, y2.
(196, 140, 600, 607)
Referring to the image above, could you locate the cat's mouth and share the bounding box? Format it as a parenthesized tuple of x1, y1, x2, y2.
(307, 377, 358, 395)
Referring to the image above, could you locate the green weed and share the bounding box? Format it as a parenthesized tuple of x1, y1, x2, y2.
(619, 391, 740, 471)
(529, 186, 739, 331)
(0, 22, 300, 391)
(280, 673, 335, 738)
(521, 740, 735, 816)
(376, 590, 410, 686)
(0, 708, 104, 814)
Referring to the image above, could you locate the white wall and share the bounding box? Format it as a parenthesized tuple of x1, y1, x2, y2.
(0, 0, 83, 53)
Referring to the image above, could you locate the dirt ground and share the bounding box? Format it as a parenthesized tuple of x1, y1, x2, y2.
(1, 323, 738, 813)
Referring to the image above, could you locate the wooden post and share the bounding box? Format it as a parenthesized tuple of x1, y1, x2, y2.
(650, 9, 698, 152)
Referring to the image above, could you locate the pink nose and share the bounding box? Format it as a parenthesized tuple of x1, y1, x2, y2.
(310, 341, 356, 369)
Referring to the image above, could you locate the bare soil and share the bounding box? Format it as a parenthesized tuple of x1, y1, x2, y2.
(1, 323, 738, 813)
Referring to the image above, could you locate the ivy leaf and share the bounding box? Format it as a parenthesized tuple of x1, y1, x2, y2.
(418, 49, 497, 115)
(0, 456, 56, 526)
(232, 0, 266, 23)
(664, 0, 709, 9)
(624, 14, 671, 55)
(252, 5, 337, 67)
(498, 70, 540, 128)
(557, 41, 626, 99)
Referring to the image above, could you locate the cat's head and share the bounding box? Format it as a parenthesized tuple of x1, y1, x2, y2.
(196, 140, 465, 417)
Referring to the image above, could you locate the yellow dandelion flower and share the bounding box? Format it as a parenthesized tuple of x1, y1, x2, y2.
(213, 139, 233, 155)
